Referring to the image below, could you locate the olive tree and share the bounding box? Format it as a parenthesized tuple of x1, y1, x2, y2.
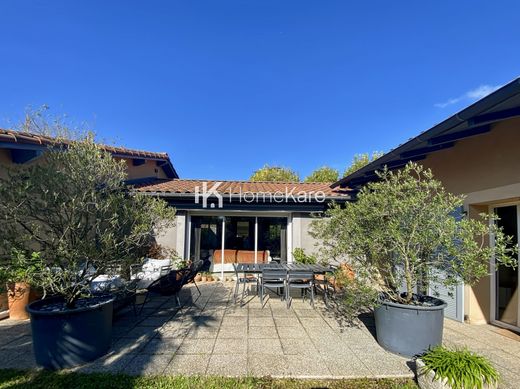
(0, 135, 175, 308)
(312, 163, 517, 309)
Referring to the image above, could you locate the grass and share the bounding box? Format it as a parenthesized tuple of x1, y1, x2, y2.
(0, 370, 417, 389)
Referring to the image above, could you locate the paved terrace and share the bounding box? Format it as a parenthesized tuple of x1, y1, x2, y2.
(0, 282, 519, 388)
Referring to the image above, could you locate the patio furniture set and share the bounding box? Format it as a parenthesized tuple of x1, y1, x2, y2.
(232, 263, 335, 308)
(90, 258, 207, 315)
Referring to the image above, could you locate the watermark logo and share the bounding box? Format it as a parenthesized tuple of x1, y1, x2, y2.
(195, 181, 223, 208)
(194, 182, 326, 209)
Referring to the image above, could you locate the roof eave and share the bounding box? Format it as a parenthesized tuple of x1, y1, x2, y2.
(331, 77, 520, 189)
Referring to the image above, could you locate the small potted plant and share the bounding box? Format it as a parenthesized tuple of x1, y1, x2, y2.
(417, 346, 499, 389)
(312, 163, 517, 357)
(201, 272, 208, 282)
(0, 132, 175, 369)
(194, 273, 202, 282)
(0, 249, 43, 320)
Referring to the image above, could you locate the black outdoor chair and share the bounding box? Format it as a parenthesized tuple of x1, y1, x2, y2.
(111, 278, 141, 315)
(259, 267, 287, 306)
(184, 259, 204, 296)
(286, 270, 315, 309)
(233, 263, 259, 306)
(136, 267, 190, 315)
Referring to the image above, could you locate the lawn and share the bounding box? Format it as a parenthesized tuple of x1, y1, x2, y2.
(0, 370, 417, 389)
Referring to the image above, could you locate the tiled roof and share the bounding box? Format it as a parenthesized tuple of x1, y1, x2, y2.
(0, 128, 170, 160)
(134, 179, 351, 198)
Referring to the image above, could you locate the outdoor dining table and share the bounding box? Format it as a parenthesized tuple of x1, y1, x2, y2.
(234, 262, 335, 306)
(235, 262, 333, 275)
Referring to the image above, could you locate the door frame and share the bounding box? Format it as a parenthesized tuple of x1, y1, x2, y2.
(489, 203, 520, 332)
(186, 210, 292, 279)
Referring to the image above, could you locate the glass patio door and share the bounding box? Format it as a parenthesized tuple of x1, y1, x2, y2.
(189, 215, 289, 272)
(493, 205, 519, 328)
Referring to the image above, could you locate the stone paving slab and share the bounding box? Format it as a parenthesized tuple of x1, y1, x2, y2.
(1, 281, 518, 387)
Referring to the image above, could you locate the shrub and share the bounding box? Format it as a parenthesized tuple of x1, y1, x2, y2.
(311, 163, 517, 316)
(292, 248, 317, 265)
(421, 346, 499, 389)
(0, 134, 176, 308)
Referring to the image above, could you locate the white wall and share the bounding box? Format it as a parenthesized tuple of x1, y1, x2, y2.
(291, 213, 321, 256)
(155, 211, 186, 258)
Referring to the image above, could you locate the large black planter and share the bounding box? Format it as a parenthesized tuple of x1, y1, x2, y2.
(374, 295, 447, 358)
(27, 295, 115, 369)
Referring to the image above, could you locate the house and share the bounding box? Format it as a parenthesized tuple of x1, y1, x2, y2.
(0, 129, 178, 182)
(332, 77, 520, 330)
(0, 128, 351, 309)
(134, 179, 351, 279)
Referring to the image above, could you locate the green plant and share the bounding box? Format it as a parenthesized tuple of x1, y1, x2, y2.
(311, 162, 517, 314)
(292, 248, 317, 265)
(343, 151, 384, 177)
(250, 164, 299, 182)
(0, 132, 176, 308)
(421, 346, 499, 389)
(304, 166, 339, 183)
(0, 249, 44, 286)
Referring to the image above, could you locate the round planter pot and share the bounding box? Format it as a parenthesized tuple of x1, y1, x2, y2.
(374, 295, 446, 357)
(7, 282, 33, 320)
(27, 295, 115, 369)
(416, 358, 497, 389)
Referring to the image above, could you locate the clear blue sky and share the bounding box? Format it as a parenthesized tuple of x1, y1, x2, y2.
(1, 1, 519, 180)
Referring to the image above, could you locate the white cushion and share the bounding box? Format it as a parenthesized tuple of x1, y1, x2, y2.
(91, 274, 123, 292)
(142, 258, 171, 271)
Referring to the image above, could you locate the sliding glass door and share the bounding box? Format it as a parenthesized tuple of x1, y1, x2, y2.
(189, 215, 288, 272)
(189, 216, 223, 266)
(493, 205, 519, 328)
(258, 217, 287, 262)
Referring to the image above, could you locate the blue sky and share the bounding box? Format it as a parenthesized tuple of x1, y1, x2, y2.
(1, 1, 519, 180)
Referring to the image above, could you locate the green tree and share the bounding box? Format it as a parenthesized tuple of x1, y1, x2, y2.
(250, 164, 299, 182)
(311, 163, 517, 314)
(0, 134, 176, 308)
(343, 151, 384, 177)
(304, 166, 339, 183)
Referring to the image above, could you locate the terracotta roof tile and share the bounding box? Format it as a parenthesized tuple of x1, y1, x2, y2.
(134, 179, 351, 198)
(0, 128, 170, 160)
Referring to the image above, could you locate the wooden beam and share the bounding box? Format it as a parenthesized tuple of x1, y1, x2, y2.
(400, 142, 455, 159)
(428, 125, 491, 145)
(469, 106, 520, 126)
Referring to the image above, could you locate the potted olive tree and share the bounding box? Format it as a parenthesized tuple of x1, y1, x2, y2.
(312, 163, 517, 357)
(0, 134, 175, 369)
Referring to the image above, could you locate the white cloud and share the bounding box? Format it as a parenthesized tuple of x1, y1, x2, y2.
(435, 84, 501, 108)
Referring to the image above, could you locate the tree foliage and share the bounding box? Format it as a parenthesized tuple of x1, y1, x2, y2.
(250, 164, 299, 182)
(343, 151, 384, 177)
(304, 166, 339, 183)
(312, 163, 517, 310)
(0, 135, 176, 308)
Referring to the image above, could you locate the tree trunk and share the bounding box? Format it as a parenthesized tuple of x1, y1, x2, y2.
(404, 258, 413, 304)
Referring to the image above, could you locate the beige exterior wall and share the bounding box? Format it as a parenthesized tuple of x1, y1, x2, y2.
(419, 117, 520, 325)
(0, 149, 11, 178)
(121, 158, 169, 180)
